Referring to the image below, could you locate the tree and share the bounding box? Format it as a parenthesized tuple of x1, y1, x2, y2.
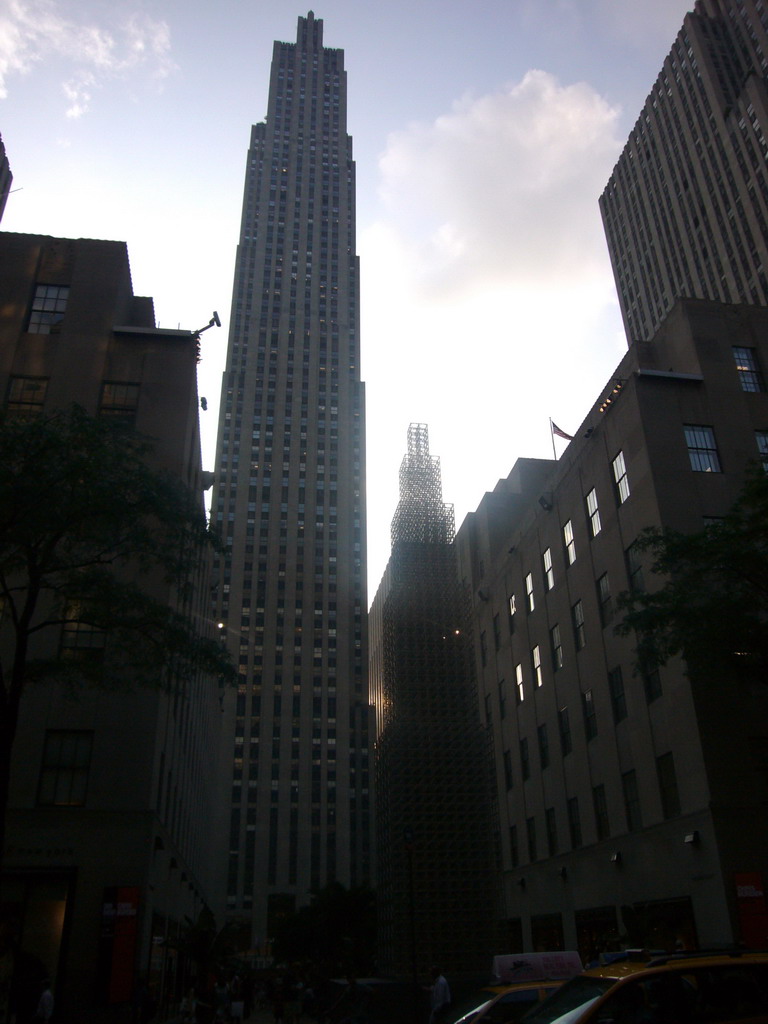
(0, 406, 234, 858)
(617, 469, 768, 684)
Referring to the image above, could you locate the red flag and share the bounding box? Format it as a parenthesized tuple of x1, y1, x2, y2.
(551, 421, 573, 441)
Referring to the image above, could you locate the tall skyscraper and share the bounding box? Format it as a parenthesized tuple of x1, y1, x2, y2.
(211, 13, 370, 943)
(370, 425, 498, 978)
(600, 0, 768, 342)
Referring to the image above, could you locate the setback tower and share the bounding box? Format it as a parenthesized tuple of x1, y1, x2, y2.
(600, 0, 768, 343)
(211, 12, 370, 943)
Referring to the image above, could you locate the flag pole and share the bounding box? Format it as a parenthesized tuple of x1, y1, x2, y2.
(549, 418, 557, 460)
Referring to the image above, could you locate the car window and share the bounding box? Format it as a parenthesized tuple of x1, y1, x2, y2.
(692, 964, 768, 1022)
(486, 987, 545, 1022)
(521, 977, 613, 1024)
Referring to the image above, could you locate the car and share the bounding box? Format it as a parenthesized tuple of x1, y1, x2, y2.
(447, 980, 565, 1024)
(519, 949, 768, 1024)
(448, 953, 584, 1024)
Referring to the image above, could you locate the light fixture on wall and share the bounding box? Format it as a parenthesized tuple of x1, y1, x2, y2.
(684, 830, 700, 845)
(610, 850, 622, 865)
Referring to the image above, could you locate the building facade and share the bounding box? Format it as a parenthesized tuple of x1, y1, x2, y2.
(455, 298, 768, 957)
(600, 0, 768, 343)
(0, 233, 224, 1021)
(370, 425, 498, 979)
(210, 13, 370, 945)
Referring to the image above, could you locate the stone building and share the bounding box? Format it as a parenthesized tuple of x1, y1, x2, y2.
(455, 298, 768, 956)
(0, 233, 224, 1021)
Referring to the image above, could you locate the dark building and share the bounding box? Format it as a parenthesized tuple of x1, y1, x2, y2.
(455, 298, 768, 956)
(0, 233, 223, 1022)
(370, 424, 498, 978)
(600, 0, 768, 343)
(210, 12, 370, 945)
(0, 134, 11, 222)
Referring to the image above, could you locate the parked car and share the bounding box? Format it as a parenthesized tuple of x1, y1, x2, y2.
(448, 953, 584, 1024)
(447, 980, 565, 1024)
(520, 950, 768, 1024)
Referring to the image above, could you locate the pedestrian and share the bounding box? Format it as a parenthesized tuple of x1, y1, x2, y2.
(428, 967, 450, 1024)
(34, 978, 54, 1022)
(230, 974, 244, 1023)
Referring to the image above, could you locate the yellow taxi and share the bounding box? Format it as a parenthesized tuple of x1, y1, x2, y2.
(520, 949, 768, 1024)
(447, 980, 564, 1023)
(448, 952, 584, 1024)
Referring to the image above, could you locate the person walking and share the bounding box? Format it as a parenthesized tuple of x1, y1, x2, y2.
(428, 967, 450, 1024)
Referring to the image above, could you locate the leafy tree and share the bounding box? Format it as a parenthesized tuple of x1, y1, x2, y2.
(271, 882, 377, 976)
(0, 406, 234, 858)
(617, 469, 768, 684)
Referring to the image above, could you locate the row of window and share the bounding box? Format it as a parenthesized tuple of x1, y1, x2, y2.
(6, 375, 140, 423)
(507, 751, 680, 865)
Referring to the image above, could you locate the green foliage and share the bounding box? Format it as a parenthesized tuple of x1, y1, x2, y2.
(271, 883, 377, 976)
(0, 405, 236, 856)
(0, 405, 233, 694)
(617, 469, 768, 683)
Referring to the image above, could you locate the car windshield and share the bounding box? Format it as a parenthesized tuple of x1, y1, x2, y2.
(521, 976, 614, 1024)
(448, 996, 495, 1024)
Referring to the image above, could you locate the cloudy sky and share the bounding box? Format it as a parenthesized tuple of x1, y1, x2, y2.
(0, 0, 694, 593)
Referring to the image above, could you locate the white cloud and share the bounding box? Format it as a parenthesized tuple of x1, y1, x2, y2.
(362, 70, 628, 588)
(376, 70, 622, 297)
(0, 0, 176, 111)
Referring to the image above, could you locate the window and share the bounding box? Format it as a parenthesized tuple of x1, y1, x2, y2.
(733, 346, 764, 391)
(643, 666, 662, 703)
(558, 707, 572, 756)
(586, 488, 601, 536)
(493, 613, 501, 651)
(684, 425, 721, 472)
(509, 825, 519, 868)
(567, 796, 582, 848)
(61, 604, 106, 663)
(508, 593, 516, 633)
(38, 729, 93, 805)
(532, 645, 543, 687)
(520, 738, 530, 781)
(572, 600, 586, 650)
(525, 572, 535, 612)
(626, 541, 645, 592)
(597, 573, 612, 626)
(608, 667, 627, 723)
(622, 770, 642, 831)
(100, 381, 140, 424)
(612, 451, 630, 503)
(657, 752, 681, 818)
(543, 548, 554, 590)
(515, 663, 524, 704)
(593, 784, 610, 840)
(498, 678, 506, 720)
(582, 689, 597, 740)
(503, 749, 513, 791)
(480, 630, 487, 668)
(538, 723, 550, 769)
(6, 376, 48, 419)
(546, 807, 558, 856)
(563, 519, 576, 565)
(28, 283, 69, 333)
(550, 624, 563, 670)
(526, 816, 537, 862)
(756, 430, 768, 471)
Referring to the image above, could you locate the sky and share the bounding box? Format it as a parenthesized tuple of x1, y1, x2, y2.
(0, 0, 695, 595)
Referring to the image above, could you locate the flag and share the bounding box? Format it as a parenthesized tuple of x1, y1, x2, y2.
(551, 421, 574, 441)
